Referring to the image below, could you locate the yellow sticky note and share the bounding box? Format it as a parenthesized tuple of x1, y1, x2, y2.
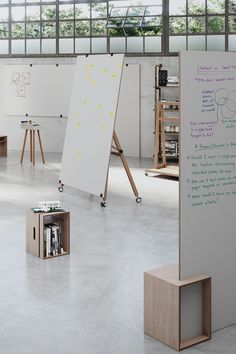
(91, 80, 96, 86)
(117, 63, 122, 68)
(82, 99, 88, 105)
(74, 112, 78, 118)
(103, 67, 108, 73)
(86, 74, 91, 80)
(109, 112, 114, 118)
(84, 64, 89, 70)
(97, 104, 103, 110)
(112, 73, 117, 78)
(90, 64, 95, 69)
(77, 150, 81, 158)
(77, 122, 81, 128)
(102, 123, 107, 129)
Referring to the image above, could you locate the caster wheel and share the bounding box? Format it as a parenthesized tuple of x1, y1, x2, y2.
(145, 172, 148, 176)
(101, 201, 107, 207)
(136, 197, 142, 203)
(58, 187, 64, 192)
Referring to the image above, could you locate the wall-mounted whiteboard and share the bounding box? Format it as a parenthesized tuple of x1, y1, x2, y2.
(60, 54, 124, 196)
(180, 51, 236, 331)
(4, 64, 74, 117)
(115, 64, 140, 157)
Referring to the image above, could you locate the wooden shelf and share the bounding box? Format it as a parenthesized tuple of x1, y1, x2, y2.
(26, 209, 70, 259)
(145, 165, 179, 178)
(144, 265, 211, 351)
(0, 136, 7, 157)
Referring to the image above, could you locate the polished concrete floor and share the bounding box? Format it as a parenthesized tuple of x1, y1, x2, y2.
(0, 151, 235, 354)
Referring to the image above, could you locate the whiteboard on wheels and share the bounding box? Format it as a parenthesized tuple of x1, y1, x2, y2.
(60, 54, 124, 197)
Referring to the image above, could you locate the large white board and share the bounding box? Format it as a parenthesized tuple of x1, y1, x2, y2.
(180, 51, 236, 331)
(4, 64, 74, 117)
(115, 64, 140, 157)
(60, 54, 124, 196)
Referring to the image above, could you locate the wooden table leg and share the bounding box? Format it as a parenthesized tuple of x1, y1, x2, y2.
(30, 130, 32, 162)
(32, 130, 35, 166)
(20, 129, 28, 164)
(37, 130, 45, 164)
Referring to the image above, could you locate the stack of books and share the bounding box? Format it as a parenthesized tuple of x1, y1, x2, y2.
(44, 223, 64, 257)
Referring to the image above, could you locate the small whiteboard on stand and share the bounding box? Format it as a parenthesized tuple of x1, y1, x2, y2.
(60, 54, 124, 196)
(180, 50, 236, 331)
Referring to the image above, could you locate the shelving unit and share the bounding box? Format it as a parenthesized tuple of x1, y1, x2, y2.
(146, 65, 179, 178)
(0, 136, 7, 157)
(146, 100, 179, 178)
(26, 209, 70, 259)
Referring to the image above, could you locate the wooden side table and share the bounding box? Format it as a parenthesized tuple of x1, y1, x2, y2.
(20, 124, 45, 166)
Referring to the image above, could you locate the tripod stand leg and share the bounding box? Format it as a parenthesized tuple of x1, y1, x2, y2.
(113, 131, 141, 203)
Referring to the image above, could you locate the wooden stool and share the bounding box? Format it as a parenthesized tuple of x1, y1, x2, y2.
(20, 124, 45, 166)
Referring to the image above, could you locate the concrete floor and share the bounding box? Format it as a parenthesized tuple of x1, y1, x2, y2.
(0, 151, 235, 354)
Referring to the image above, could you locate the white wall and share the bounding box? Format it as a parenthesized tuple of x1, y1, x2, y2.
(0, 56, 179, 158)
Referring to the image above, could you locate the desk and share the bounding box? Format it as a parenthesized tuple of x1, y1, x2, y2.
(20, 124, 45, 166)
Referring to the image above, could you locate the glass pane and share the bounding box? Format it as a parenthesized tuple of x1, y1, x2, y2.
(75, 38, 90, 53)
(91, 37, 107, 53)
(75, 4, 90, 19)
(141, 16, 162, 36)
(75, 21, 90, 36)
(0, 0, 9, 4)
(42, 0, 56, 1)
(169, 0, 186, 15)
(229, 16, 236, 32)
(208, 16, 225, 33)
(59, 21, 74, 37)
(229, 0, 236, 13)
(26, 22, 40, 38)
(12, 0, 25, 3)
(145, 6, 162, 16)
(42, 22, 56, 38)
(229, 35, 236, 50)
(127, 36, 143, 52)
(92, 3, 107, 18)
(26, 39, 40, 54)
(59, 38, 74, 53)
(59, 4, 74, 20)
(0, 7, 9, 22)
(188, 17, 205, 33)
(108, 27, 125, 37)
(169, 17, 186, 34)
(145, 36, 161, 52)
(42, 38, 56, 54)
(0, 23, 8, 38)
(11, 39, 25, 54)
(0, 40, 8, 54)
(11, 7, 25, 21)
(12, 23, 25, 38)
(188, 35, 205, 50)
(109, 37, 126, 53)
(26, 0, 39, 2)
(92, 20, 107, 36)
(127, 6, 145, 16)
(42, 6, 56, 21)
(110, 7, 127, 17)
(169, 36, 186, 51)
(188, 0, 205, 15)
(26, 6, 40, 21)
(207, 0, 225, 14)
(207, 35, 225, 50)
